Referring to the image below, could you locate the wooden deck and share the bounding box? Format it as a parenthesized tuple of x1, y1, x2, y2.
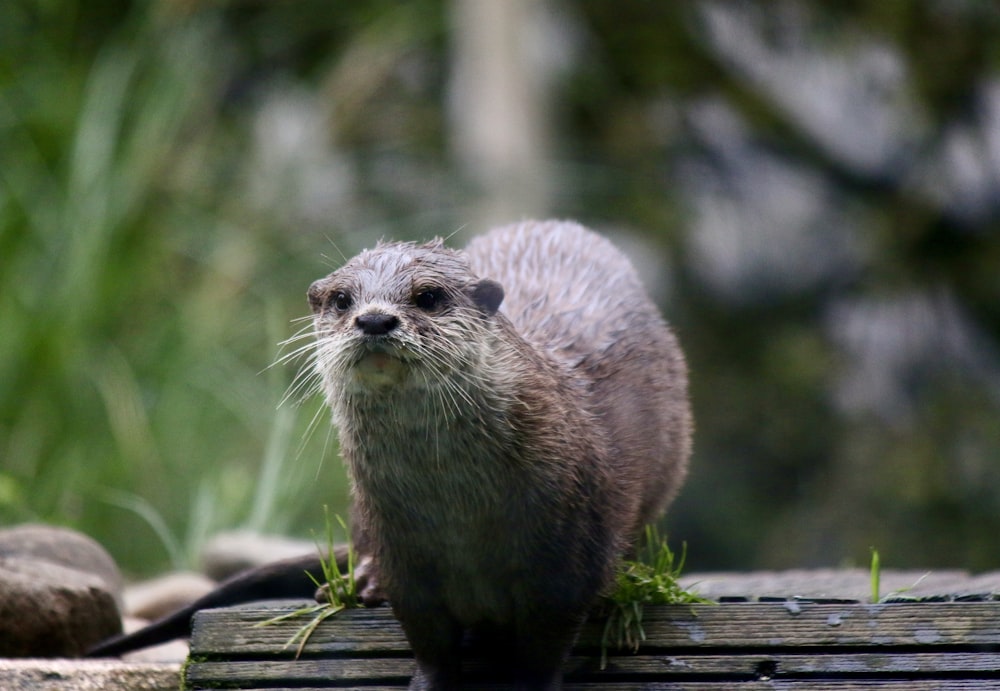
(184, 569, 1000, 690)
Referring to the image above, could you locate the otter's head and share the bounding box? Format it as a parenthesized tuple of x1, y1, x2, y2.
(307, 239, 504, 403)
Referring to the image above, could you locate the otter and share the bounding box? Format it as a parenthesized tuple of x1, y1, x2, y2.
(87, 220, 691, 691)
(307, 220, 690, 689)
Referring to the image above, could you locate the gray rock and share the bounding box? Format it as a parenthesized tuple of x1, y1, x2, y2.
(199, 530, 316, 581)
(0, 557, 122, 657)
(679, 568, 975, 602)
(0, 658, 179, 690)
(0, 524, 123, 608)
(123, 571, 216, 621)
(116, 617, 191, 663)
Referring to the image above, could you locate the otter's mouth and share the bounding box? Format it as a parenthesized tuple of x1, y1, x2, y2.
(350, 342, 410, 386)
(359, 350, 401, 371)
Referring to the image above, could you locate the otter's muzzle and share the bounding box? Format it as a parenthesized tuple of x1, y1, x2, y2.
(355, 312, 399, 336)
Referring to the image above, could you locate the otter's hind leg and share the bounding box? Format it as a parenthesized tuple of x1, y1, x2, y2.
(508, 609, 585, 691)
(396, 606, 463, 690)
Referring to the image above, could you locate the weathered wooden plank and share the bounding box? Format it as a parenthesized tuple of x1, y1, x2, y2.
(186, 650, 1000, 684)
(186, 681, 1000, 690)
(185, 659, 412, 686)
(185, 600, 1000, 689)
(580, 601, 1000, 648)
(575, 684, 997, 690)
(678, 569, 1000, 602)
(191, 605, 409, 657)
(190, 601, 1000, 655)
(587, 651, 1000, 676)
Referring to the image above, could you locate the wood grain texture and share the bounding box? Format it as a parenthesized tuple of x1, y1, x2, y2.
(185, 600, 1000, 689)
(191, 601, 1000, 651)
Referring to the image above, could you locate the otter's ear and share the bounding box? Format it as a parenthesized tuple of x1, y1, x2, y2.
(470, 279, 504, 315)
(307, 279, 327, 314)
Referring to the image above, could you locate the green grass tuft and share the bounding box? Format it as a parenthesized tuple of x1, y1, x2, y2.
(258, 507, 361, 658)
(311, 510, 360, 611)
(600, 527, 711, 669)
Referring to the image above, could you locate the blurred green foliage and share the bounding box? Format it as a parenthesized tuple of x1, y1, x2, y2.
(0, 1, 360, 573)
(2, 0, 999, 576)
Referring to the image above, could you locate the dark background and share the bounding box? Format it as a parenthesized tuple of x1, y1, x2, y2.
(2, 0, 999, 577)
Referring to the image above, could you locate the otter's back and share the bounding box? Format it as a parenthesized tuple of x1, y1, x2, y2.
(464, 220, 649, 366)
(464, 220, 691, 531)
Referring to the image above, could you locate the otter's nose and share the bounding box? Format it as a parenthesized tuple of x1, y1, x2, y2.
(355, 313, 400, 336)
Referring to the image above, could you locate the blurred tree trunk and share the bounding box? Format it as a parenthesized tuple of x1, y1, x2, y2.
(448, 0, 556, 228)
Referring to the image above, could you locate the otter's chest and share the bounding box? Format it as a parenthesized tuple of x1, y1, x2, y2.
(348, 412, 537, 620)
(355, 419, 524, 533)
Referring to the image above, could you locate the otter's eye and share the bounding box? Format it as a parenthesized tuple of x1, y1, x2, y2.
(414, 288, 444, 312)
(330, 291, 352, 312)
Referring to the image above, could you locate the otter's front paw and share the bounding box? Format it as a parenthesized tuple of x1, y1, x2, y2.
(354, 554, 387, 606)
(313, 554, 386, 607)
